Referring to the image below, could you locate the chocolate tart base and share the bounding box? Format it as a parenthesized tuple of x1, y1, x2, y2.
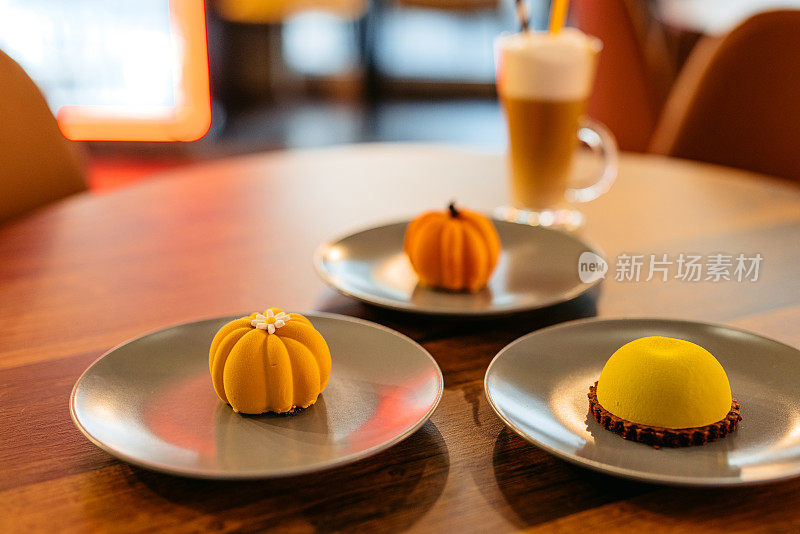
(588, 382, 742, 448)
(275, 406, 304, 416)
(232, 405, 306, 416)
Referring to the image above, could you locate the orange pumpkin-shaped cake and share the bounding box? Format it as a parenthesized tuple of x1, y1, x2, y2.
(209, 308, 332, 414)
(404, 202, 501, 292)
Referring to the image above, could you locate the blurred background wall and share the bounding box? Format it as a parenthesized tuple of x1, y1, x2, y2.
(2, 0, 796, 189)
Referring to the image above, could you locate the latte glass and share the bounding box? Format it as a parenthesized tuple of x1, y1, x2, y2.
(495, 29, 617, 229)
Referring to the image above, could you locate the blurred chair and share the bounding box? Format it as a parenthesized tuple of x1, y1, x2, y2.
(649, 10, 800, 183)
(0, 49, 85, 224)
(572, 0, 674, 152)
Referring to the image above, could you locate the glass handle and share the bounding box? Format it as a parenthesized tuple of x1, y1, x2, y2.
(565, 118, 619, 203)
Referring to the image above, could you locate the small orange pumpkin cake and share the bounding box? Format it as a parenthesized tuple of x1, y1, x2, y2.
(404, 202, 501, 292)
(209, 308, 332, 415)
(589, 336, 741, 447)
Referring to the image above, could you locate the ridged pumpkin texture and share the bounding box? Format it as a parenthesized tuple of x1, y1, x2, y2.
(404, 202, 501, 292)
(208, 309, 332, 414)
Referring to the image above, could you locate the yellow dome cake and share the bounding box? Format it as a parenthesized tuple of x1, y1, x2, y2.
(209, 308, 332, 415)
(588, 336, 741, 447)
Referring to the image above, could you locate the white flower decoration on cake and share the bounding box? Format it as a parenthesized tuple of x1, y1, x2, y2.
(251, 309, 291, 334)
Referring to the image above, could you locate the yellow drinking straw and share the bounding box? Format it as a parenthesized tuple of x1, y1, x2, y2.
(548, 0, 570, 34)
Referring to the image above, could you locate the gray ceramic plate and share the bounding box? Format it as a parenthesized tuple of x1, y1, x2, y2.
(485, 317, 800, 486)
(70, 312, 443, 479)
(314, 220, 603, 316)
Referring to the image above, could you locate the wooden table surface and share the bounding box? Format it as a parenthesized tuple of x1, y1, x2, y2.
(2, 144, 800, 533)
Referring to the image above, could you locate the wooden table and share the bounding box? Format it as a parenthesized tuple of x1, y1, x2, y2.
(2, 144, 800, 532)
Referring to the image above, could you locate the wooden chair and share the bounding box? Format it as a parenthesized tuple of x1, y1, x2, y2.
(0, 49, 85, 224)
(572, 0, 674, 152)
(650, 10, 800, 183)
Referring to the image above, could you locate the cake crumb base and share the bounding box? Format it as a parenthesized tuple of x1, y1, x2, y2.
(588, 382, 741, 448)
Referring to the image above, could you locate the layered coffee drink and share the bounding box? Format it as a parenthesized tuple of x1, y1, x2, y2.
(496, 29, 601, 210)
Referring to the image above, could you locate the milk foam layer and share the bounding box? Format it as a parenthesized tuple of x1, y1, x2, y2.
(496, 29, 601, 101)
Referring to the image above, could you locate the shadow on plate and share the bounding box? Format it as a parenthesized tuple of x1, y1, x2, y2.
(408, 282, 495, 311)
(127, 420, 450, 532)
(489, 428, 652, 528)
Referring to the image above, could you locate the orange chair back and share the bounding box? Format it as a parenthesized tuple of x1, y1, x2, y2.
(650, 10, 800, 182)
(0, 49, 85, 223)
(572, 0, 673, 151)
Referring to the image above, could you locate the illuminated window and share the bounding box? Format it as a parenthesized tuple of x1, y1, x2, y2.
(0, 0, 211, 142)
